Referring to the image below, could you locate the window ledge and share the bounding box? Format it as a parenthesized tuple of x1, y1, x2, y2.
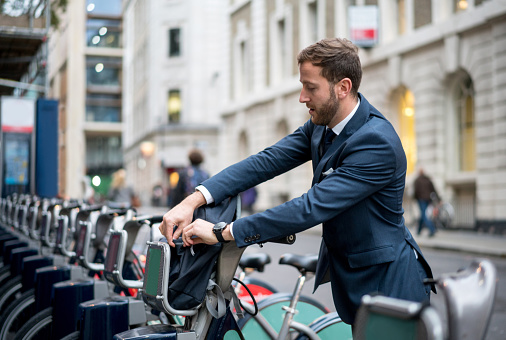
(446, 171, 476, 187)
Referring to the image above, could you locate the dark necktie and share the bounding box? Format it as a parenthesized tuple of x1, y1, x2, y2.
(321, 129, 336, 156)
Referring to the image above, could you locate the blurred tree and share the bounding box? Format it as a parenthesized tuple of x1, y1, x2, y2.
(0, 0, 68, 28)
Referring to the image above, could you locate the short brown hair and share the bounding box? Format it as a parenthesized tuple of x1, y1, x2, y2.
(297, 38, 362, 97)
(188, 149, 204, 166)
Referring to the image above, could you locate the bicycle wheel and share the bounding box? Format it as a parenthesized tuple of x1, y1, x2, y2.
(438, 203, 454, 229)
(14, 307, 53, 340)
(60, 330, 80, 340)
(295, 312, 353, 340)
(0, 289, 36, 340)
(236, 277, 277, 305)
(237, 293, 328, 340)
(0, 276, 22, 314)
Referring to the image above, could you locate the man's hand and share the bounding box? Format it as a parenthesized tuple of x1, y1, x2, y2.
(182, 219, 235, 246)
(159, 191, 206, 246)
(182, 219, 216, 246)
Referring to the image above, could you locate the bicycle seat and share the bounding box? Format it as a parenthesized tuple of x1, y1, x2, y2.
(279, 253, 318, 274)
(239, 253, 271, 272)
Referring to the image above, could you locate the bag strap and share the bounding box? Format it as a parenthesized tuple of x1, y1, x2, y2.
(206, 278, 226, 319)
(224, 285, 244, 319)
(205, 278, 245, 319)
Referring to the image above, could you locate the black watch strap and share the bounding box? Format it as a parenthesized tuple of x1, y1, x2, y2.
(213, 222, 229, 243)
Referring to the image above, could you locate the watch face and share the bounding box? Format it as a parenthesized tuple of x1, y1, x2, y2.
(214, 222, 226, 231)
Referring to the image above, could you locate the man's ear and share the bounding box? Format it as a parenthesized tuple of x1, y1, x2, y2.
(336, 78, 352, 99)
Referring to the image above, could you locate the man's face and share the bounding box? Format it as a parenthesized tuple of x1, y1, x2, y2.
(299, 61, 339, 127)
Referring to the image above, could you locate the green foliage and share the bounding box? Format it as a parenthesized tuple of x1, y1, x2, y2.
(0, 0, 68, 29)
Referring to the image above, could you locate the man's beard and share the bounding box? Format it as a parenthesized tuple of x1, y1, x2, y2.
(312, 88, 339, 126)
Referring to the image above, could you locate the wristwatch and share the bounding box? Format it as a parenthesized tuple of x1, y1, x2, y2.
(213, 222, 229, 243)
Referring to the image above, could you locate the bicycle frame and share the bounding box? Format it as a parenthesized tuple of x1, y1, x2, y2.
(240, 272, 321, 340)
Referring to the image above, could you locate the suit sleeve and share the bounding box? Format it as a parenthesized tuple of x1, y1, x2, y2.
(202, 120, 314, 204)
(232, 120, 404, 247)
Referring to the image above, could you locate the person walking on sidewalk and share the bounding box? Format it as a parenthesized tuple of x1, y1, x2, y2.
(169, 149, 210, 207)
(414, 168, 437, 237)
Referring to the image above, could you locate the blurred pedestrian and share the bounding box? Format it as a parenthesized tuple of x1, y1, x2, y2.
(108, 169, 141, 207)
(414, 168, 437, 237)
(240, 187, 257, 215)
(151, 184, 165, 207)
(169, 149, 209, 207)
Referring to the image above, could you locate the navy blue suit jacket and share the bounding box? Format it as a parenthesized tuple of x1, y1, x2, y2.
(201, 94, 434, 324)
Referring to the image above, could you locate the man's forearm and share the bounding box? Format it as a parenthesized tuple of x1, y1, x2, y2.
(184, 190, 207, 209)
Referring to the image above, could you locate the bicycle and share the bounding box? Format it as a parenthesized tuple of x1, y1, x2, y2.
(237, 253, 352, 340)
(234, 252, 278, 304)
(62, 215, 193, 340)
(427, 193, 455, 230)
(233, 251, 348, 339)
(0, 197, 87, 340)
(10, 206, 138, 340)
(110, 229, 352, 340)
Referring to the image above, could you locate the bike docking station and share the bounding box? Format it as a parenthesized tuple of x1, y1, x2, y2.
(72, 216, 152, 340)
(41, 207, 139, 340)
(0, 196, 88, 339)
(1, 196, 138, 340)
(113, 235, 249, 340)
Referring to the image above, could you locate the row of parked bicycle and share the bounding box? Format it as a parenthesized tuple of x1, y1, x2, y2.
(0, 193, 497, 340)
(0, 193, 354, 340)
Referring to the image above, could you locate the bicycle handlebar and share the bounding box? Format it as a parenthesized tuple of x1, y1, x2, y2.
(136, 215, 164, 226)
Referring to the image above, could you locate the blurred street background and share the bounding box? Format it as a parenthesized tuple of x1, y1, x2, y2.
(1, 0, 506, 338)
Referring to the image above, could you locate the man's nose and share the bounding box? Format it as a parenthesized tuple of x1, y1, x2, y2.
(299, 90, 308, 103)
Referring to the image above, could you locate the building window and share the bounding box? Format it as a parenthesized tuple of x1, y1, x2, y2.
(86, 0, 122, 16)
(168, 89, 181, 123)
(86, 18, 122, 48)
(86, 57, 121, 86)
(238, 39, 250, 96)
(455, 77, 475, 172)
(397, 0, 406, 35)
(86, 93, 121, 122)
(414, 0, 431, 28)
(277, 19, 287, 77)
(399, 89, 417, 175)
(86, 135, 123, 171)
(308, 1, 318, 45)
(168, 28, 181, 57)
(455, 0, 469, 12)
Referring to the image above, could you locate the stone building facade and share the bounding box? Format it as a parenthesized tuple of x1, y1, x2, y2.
(222, 0, 506, 232)
(122, 0, 227, 204)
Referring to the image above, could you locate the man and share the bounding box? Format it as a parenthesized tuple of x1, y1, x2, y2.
(159, 38, 434, 325)
(414, 168, 438, 237)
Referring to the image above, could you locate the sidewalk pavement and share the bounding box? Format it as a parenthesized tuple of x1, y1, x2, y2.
(410, 227, 506, 258)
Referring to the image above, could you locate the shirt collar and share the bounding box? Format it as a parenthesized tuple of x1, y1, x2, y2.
(329, 98, 360, 135)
